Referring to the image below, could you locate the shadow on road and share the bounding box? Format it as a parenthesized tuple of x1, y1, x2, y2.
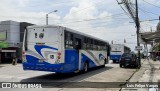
(0, 66, 4, 68)
(20, 66, 113, 83)
(111, 62, 119, 64)
(124, 66, 138, 69)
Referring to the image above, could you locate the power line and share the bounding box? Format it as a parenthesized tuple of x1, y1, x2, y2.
(116, 0, 134, 21)
(59, 13, 125, 24)
(138, 7, 159, 16)
(122, 0, 136, 22)
(11, 0, 78, 8)
(142, 0, 160, 8)
(117, 0, 141, 68)
(71, 0, 105, 14)
(57, 22, 132, 30)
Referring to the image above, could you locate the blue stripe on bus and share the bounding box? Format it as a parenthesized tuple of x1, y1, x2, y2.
(23, 62, 64, 72)
(34, 45, 58, 57)
(99, 54, 105, 60)
(63, 49, 79, 72)
(23, 49, 79, 73)
(25, 55, 39, 63)
(81, 53, 96, 69)
(23, 49, 98, 73)
(24, 55, 64, 72)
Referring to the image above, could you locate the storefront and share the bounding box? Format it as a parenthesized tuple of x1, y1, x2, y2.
(0, 47, 18, 63)
(0, 41, 18, 64)
(0, 49, 16, 63)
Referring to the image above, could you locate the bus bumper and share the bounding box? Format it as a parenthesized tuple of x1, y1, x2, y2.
(22, 62, 64, 73)
(110, 55, 121, 62)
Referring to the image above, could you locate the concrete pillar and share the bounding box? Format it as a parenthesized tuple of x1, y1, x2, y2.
(0, 53, 1, 63)
(151, 43, 154, 60)
(0, 48, 1, 63)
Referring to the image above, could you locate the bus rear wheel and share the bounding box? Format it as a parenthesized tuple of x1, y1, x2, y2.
(83, 62, 88, 73)
(102, 59, 106, 67)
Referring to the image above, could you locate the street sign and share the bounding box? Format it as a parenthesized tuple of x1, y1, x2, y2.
(135, 46, 143, 51)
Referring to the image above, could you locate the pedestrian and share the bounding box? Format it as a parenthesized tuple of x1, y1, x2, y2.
(12, 57, 15, 65)
(12, 57, 17, 65)
(15, 57, 17, 65)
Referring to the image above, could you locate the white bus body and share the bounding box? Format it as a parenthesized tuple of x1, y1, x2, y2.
(22, 25, 110, 73)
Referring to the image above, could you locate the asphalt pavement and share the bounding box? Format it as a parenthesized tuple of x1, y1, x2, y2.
(0, 59, 155, 91)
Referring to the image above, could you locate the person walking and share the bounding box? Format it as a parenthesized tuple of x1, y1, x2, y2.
(12, 57, 17, 65)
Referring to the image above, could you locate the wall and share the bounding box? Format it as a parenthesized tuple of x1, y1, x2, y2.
(0, 20, 20, 47)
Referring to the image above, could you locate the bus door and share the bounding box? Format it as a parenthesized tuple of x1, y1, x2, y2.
(75, 38, 82, 51)
(74, 38, 82, 70)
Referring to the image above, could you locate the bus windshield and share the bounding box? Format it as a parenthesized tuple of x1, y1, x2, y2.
(122, 53, 131, 57)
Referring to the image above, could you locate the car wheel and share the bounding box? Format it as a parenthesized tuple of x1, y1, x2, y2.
(112, 60, 115, 63)
(135, 63, 139, 68)
(119, 64, 122, 68)
(102, 59, 106, 67)
(124, 64, 127, 68)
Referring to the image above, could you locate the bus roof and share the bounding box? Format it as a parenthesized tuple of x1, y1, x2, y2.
(111, 44, 130, 49)
(27, 25, 109, 44)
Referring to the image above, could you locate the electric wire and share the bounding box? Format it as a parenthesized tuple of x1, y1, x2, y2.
(142, 0, 160, 8)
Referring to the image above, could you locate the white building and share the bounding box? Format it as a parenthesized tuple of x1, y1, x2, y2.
(0, 20, 33, 63)
(0, 20, 20, 47)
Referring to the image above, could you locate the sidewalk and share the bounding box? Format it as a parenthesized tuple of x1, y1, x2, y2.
(122, 59, 160, 91)
(0, 63, 22, 67)
(130, 59, 160, 82)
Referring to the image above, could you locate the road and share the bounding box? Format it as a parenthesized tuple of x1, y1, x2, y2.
(1, 59, 157, 91)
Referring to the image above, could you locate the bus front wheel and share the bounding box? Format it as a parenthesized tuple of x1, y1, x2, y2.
(102, 59, 106, 67)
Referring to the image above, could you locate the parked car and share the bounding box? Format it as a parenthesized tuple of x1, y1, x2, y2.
(119, 53, 138, 68)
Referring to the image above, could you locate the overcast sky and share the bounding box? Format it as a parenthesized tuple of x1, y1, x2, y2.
(0, 0, 159, 51)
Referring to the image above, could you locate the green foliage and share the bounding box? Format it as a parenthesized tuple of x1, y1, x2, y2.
(0, 42, 8, 48)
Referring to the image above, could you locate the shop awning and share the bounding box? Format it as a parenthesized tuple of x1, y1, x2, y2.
(1, 50, 16, 52)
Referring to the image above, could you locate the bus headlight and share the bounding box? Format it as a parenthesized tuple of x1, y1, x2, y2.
(58, 51, 61, 60)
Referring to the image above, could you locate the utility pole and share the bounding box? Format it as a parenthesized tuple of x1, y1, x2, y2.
(46, 10, 58, 25)
(117, 0, 141, 67)
(46, 14, 49, 25)
(135, 0, 141, 68)
(150, 27, 152, 32)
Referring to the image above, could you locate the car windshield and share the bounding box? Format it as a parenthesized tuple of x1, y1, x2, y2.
(122, 53, 132, 57)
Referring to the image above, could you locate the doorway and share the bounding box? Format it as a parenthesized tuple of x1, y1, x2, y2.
(75, 38, 82, 50)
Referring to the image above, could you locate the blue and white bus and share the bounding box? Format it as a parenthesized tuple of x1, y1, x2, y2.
(110, 44, 130, 63)
(22, 25, 110, 73)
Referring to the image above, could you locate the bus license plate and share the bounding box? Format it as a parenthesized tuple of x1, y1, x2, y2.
(50, 55, 54, 59)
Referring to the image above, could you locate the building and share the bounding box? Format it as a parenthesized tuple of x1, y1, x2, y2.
(0, 20, 34, 63)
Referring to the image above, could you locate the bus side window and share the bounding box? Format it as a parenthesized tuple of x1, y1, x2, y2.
(93, 40, 96, 50)
(87, 38, 90, 50)
(75, 38, 81, 50)
(65, 32, 73, 49)
(86, 38, 89, 50)
(95, 41, 98, 51)
(98, 41, 101, 51)
(83, 37, 87, 49)
(90, 39, 93, 50)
